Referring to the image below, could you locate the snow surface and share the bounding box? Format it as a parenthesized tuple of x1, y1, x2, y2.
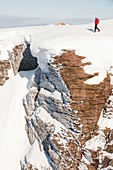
(0, 19, 113, 84)
(0, 72, 31, 169)
(0, 19, 113, 169)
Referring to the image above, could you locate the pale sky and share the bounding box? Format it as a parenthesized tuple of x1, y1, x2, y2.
(0, 0, 113, 19)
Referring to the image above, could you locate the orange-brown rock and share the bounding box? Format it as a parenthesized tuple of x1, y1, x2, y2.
(56, 22, 68, 26)
(105, 144, 113, 153)
(0, 60, 11, 85)
(54, 50, 112, 143)
(8, 44, 24, 75)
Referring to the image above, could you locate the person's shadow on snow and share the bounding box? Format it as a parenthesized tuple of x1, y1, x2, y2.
(87, 28, 94, 32)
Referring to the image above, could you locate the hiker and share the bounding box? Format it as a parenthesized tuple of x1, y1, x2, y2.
(94, 17, 100, 32)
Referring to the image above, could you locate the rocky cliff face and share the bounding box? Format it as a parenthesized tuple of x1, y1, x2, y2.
(54, 50, 111, 141)
(0, 45, 113, 169)
(21, 64, 82, 169)
(20, 49, 113, 170)
(53, 50, 113, 169)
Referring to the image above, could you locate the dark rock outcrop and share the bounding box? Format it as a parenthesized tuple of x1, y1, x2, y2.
(9, 43, 38, 75)
(18, 44, 38, 72)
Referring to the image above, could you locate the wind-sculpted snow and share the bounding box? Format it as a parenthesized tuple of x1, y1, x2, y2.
(37, 93, 79, 131)
(33, 67, 55, 93)
(34, 65, 69, 95)
(25, 115, 59, 169)
(21, 55, 82, 169)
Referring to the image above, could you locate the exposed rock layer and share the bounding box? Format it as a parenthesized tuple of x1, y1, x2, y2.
(0, 60, 10, 85)
(8, 44, 24, 75)
(54, 50, 112, 169)
(54, 50, 112, 142)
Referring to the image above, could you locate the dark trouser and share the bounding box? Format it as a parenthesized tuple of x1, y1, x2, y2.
(94, 24, 100, 32)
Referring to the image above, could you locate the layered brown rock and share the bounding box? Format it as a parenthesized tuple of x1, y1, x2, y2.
(8, 44, 24, 75)
(0, 60, 11, 85)
(54, 50, 112, 143)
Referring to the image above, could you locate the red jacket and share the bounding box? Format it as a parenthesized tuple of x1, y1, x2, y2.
(95, 18, 99, 25)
